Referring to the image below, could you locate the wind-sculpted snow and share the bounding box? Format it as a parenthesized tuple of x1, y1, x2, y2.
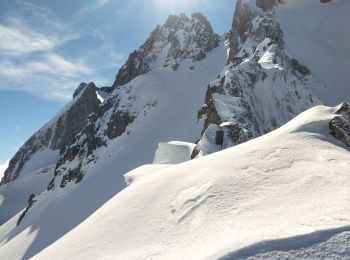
(31, 105, 350, 260)
(220, 226, 350, 259)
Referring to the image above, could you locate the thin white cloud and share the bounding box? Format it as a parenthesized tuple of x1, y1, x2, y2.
(0, 56, 95, 101)
(0, 17, 79, 56)
(0, 53, 91, 78)
(14, 0, 67, 31)
(46, 53, 91, 76)
(0, 60, 26, 77)
(0, 0, 124, 101)
(0, 24, 55, 54)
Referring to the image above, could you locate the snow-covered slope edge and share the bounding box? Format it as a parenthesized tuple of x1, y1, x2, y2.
(32, 104, 350, 260)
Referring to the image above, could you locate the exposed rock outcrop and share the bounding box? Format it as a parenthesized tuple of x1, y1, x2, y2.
(17, 194, 36, 226)
(113, 13, 220, 87)
(329, 103, 350, 146)
(45, 81, 146, 191)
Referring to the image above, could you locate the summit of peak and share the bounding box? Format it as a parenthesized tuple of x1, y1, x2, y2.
(113, 12, 220, 87)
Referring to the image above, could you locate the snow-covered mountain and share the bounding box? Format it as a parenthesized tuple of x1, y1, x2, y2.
(1, 0, 350, 259)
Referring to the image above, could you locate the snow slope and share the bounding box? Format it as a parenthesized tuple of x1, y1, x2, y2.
(0, 164, 55, 225)
(0, 40, 228, 260)
(0, 148, 58, 226)
(32, 104, 350, 260)
(276, 0, 350, 105)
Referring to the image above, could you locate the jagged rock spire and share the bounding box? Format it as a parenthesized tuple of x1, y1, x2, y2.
(113, 12, 220, 87)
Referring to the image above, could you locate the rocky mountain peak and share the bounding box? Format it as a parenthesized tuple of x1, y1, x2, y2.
(192, 0, 323, 157)
(113, 12, 220, 87)
(228, 0, 284, 63)
(73, 82, 98, 98)
(0, 82, 101, 186)
(164, 13, 189, 29)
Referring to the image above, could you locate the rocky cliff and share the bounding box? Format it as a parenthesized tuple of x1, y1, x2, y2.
(329, 102, 350, 147)
(113, 12, 220, 87)
(0, 83, 101, 185)
(192, 0, 324, 157)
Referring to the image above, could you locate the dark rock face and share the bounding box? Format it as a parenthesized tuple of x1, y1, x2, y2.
(52, 83, 100, 151)
(228, 0, 284, 64)
(113, 12, 220, 87)
(228, 0, 253, 63)
(60, 167, 84, 188)
(107, 111, 135, 139)
(0, 82, 101, 185)
(17, 194, 36, 226)
(46, 82, 142, 191)
(320, 0, 332, 3)
(73, 82, 89, 98)
(329, 103, 350, 146)
(256, 0, 284, 11)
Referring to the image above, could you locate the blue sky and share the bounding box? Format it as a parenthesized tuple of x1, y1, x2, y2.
(0, 0, 235, 164)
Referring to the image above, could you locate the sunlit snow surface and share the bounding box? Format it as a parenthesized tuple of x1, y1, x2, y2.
(32, 105, 350, 260)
